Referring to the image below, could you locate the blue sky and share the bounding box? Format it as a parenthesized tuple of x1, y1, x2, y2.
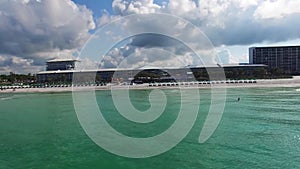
(0, 0, 299, 73)
(72, 0, 114, 17)
(71, 0, 166, 17)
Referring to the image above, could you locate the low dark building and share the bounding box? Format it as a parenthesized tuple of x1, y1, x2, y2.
(37, 59, 268, 84)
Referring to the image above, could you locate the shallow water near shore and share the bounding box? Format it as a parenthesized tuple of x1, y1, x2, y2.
(1, 88, 300, 169)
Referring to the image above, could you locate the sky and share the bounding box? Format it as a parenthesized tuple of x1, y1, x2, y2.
(0, 0, 300, 74)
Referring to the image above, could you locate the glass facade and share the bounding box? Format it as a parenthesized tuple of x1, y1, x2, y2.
(46, 60, 76, 71)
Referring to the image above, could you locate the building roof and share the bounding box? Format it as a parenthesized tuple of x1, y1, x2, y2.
(222, 64, 267, 67)
(250, 45, 300, 49)
(37, 64, 267, 75)
(37, 69, 115, 74)
(46, 59, 79, 63)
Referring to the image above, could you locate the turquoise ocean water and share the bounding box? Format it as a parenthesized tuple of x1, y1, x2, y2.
(1, 88, 300, 169)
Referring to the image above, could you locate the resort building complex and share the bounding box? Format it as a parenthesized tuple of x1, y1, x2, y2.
(37, 45, 300, 84)
(37, 59, 266, 84)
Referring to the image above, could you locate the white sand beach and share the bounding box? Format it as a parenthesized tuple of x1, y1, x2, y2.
(1, 76, 300, 94)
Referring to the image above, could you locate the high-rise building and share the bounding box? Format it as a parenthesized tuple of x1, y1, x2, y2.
(249, 45, 300, 74)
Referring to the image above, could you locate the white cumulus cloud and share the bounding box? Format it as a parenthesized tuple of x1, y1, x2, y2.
(0, 0, 95, 73)
(254, 0, 300, 19)
(94, 0, 300, 68)
(112, 0, 161, 15)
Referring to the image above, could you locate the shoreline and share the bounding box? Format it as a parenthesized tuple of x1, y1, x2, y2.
(1, 77, 300, 94)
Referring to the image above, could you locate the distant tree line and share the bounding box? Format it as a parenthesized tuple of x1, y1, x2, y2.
(225, 67, 291, 79)
(132, 67, 292, 83)
(133, 70, 175, 83)
(192, 67, 291, 81)
(0, 72, 36, 85)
